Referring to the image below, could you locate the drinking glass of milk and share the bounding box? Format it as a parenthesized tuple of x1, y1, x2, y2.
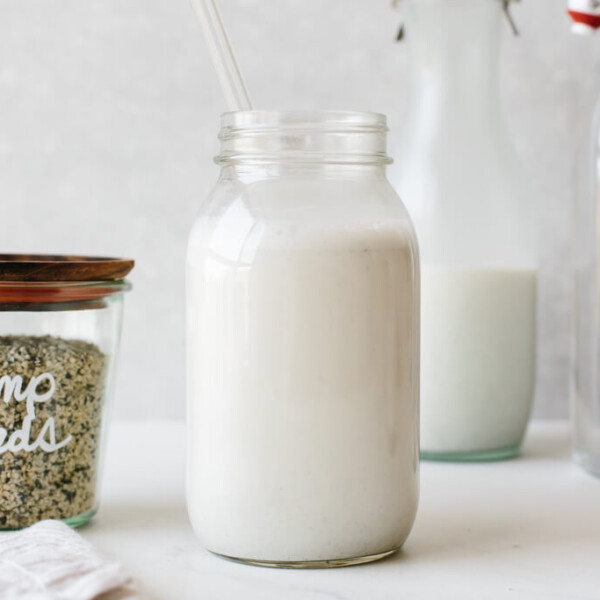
(186, 110, 419, 567)
(390, 0, 537, 461)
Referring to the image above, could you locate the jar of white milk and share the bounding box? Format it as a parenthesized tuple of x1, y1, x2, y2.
(186, 110, 419, 568)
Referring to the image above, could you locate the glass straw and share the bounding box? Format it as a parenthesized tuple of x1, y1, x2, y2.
(191, 0, 253, 112)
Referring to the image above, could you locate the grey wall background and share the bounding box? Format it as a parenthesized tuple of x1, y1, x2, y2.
(0, 0, 597, 420)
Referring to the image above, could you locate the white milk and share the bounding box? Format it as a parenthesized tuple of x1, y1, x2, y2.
(420, 266, 536, 456)
(187, 225, 419, 563)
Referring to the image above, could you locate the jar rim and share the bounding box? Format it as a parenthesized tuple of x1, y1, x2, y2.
(217, 110, 392, 167)
(219, 110, 388, 136)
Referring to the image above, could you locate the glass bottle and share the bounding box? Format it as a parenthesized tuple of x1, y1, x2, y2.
(574, 97, 600, 475)
(390, 0, 537, 461)
(186, 110, 419, 567)
(570, 2, 600, 475)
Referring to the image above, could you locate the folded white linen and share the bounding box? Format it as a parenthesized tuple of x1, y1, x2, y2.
(0, 520, 144, 600)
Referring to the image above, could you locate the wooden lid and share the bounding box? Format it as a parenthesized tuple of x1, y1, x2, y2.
(0, 255, 134, 304)
(0, 254, 134, 282)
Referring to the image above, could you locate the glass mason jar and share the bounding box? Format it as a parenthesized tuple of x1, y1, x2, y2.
(186, 110, 420, 568)
(0, 255, 133, 529)
(390, 0, 537, 461)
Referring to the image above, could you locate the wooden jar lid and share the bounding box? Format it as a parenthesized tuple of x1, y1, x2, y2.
(0, 255, 134, 304)
(0, 254, 134, 282)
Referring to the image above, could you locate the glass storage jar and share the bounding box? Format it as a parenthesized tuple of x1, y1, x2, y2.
(186, 110, 420, 568)
(0, 254, 133, 529)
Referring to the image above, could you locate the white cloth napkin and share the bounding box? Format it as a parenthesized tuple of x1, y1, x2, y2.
(0, 520, 144, 600)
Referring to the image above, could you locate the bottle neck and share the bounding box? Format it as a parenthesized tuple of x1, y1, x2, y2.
(404, 0, 504, 128)
(393, 0, 533, 266)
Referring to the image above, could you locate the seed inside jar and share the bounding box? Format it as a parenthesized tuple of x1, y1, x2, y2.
(0, 335, 106, 529)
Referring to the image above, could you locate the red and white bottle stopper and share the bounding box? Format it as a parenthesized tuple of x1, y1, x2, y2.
(568, 0, 600, 34)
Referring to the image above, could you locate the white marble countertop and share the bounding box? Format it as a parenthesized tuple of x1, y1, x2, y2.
(81, 421, 600, 600)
